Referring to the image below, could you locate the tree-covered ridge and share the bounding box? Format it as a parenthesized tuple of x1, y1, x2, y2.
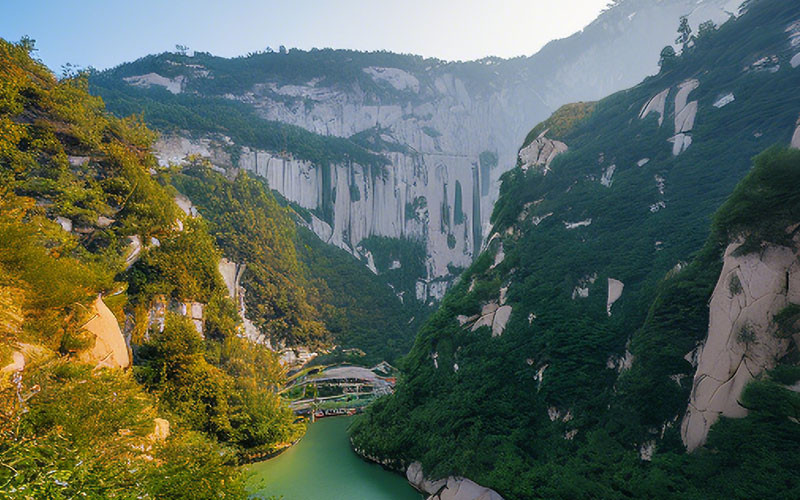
(351, 1, 800, 497)
(521, 101, 596, 146)
(170, 166, 328, 347)
(0, 38, 300, 498)
(89, 82, 390, 170)
(298, 229, 430, 365)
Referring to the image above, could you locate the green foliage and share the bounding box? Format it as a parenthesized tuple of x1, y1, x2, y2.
(522, 101, 596, 147)
(127, 217, 223, 304)
(405, 196, 427, 222)
(421, 126, 442, 138)
(736, 322, 757, 345)
(676, 16, 693, 51)
(136, 314, 302, 450)
(90, 77, 388, 171)
(0, 360, 245, 499)
(769, 364, 800, 386)
(0, 38, 303, 498)
(773, 303, 800, 338)
(728, 274, 743, 297)
(712, 147, 800, 253)
(479, 151, 498, 169)
(297, 227, 428, 364)
(454, 181, 464, 225)
(351, 2, 800, 498)
(171, 168, 327, 346)
(659, 46, 677, 70)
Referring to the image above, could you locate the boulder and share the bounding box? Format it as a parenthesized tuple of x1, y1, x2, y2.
(639, 88, 669, 126)
(518, 131, 568, 174)
(79, 296, 130, 369)
(607, 279, 624, 316)
(406, 462, 502, 500)
(148, 418, 170, 442)
(492, 306, 513, 337)
(791, 115, 800, 149)
(55, 216, 72, 232)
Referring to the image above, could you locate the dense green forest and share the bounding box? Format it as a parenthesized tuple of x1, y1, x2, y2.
(351, 1, 800, 498)
(0, 38, 300, 498)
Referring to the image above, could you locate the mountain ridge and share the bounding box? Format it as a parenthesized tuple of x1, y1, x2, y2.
(90, 0, 741, 306)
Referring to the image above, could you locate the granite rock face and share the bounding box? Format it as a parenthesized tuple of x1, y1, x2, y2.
(406, 462, 504, 500)
(682, 236, 800, 451)
(79, 296, 131, 369)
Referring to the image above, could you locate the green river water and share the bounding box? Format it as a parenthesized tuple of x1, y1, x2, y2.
(247, 416, 423, 500)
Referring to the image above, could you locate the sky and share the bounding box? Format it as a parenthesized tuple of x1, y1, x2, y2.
(2, 0, 610, 73)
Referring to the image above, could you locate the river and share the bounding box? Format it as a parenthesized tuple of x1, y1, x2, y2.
(247, 416, 423, 500)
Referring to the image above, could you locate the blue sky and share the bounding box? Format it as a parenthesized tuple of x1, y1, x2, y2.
(2, 0, 609, 73)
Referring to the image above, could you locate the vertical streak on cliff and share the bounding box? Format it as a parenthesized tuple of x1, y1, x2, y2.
(472, 162, 483, 253)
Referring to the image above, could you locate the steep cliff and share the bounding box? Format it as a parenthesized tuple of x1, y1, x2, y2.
(350, 2, 800, 498)
(682, 235, 800, 451)
(91, 0, 740, 301)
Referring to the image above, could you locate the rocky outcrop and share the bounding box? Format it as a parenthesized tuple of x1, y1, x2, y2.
(459, 302, 513, 338)
(108, 1, 739, 303)
(670, 79, 699, 156)
(217, 258, 266, 345)
(713, 92, 735, 108)
(791, 115, 800, 149)
(564, 219, 592, 230)
(148, 418, 170, 442)
(146, 295, 209, 338)
(607, 279, 624, 316)
(123, 73, 184, 94)
(125, 235, 142, 270)
(406, 462, 503, 500)
(682, 237, 800, 451)
(641, 79, 700, 156)
(1, 351, 25, 375)
(639, 88, 670, 126)
(518, 132, 568, 174)
(79, 296, 131, 369)
(600, 164, 616, 187)
(174, 194, 198, 217)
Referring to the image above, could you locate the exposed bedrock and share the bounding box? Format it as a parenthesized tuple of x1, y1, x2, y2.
(682, 236, 800, 451)
(406, 462, 504, 500)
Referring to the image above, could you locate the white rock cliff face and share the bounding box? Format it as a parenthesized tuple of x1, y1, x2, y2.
(156, 136, 482, 299)
(682, 237, 800, 451)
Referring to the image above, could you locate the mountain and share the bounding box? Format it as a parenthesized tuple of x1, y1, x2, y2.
(90, 0, 741, 306)
(350, 1, 800, 498)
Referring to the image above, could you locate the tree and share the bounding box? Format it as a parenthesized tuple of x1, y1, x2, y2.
(17, 35, 36, 53)
(658, 46, 677, 70)
(697, 20, 717, 39)
(175, 44, 190, 55)
(675, 16, 693, 51)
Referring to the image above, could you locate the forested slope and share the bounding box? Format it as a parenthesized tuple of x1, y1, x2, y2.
(0, 38, 301, 499)
(351, 1, 800, 498)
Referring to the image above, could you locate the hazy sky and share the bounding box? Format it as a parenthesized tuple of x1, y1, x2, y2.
(2, 0, 610, 73)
